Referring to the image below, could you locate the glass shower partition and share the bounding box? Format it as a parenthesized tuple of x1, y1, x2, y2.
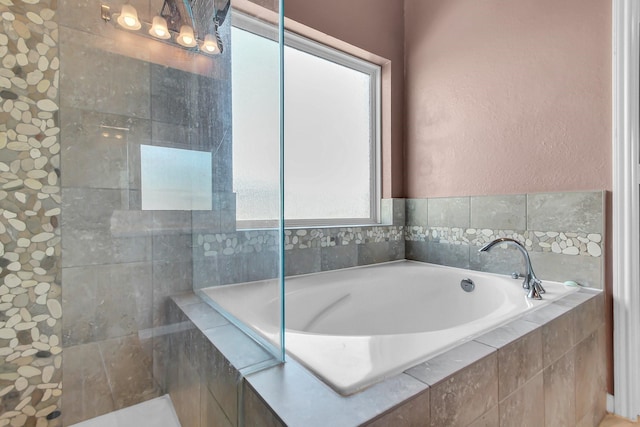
(192, 0, 286, 362)
(0, 0, 283, 425)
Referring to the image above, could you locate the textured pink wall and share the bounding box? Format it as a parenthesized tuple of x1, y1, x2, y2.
(284, 0, 405, 198)
(404, 0, 611, 198)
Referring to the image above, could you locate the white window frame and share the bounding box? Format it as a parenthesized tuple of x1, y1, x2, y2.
(232, 11, 382, 229)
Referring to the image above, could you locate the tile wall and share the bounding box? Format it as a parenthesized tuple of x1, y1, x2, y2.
(56, 0, 234, 424)
(405, 191, 605, 289)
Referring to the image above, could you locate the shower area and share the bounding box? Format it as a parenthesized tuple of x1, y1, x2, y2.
(0, 0, 292, 424)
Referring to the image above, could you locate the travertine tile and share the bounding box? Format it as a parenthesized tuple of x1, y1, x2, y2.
(474, 320, 542, 400)
(428, 197, 470, 227)
(499, 373, 544, 427)
(405, 240, 428, 263)
(528, 251, 603, 289)
(406, 198, 429, 226)
(358, 241, 404, 265)
(201, 385, 234, 427)
(521, 302, 573, 326)
(425, 241, 470, 269)
(59, 27, 151, 118)
(572, 292, 605, 344)
(470, 194, 526, 230)
(321, 243, 358, 271)
(243, 382, 285, 427)
(62, 343, 115, 426)
(170, 346, 202, 427)
(429, 353, 498, 427)
(575, 327, 607, 424)
(407, 341, 496, 386)
(152, 260, 193, 327)
(498, 330, 542, 400)
(99, 335, 161, 409)
(544, 349, 575, 427)
(60, 107, 150, 190)
(527, 191, 604, 234)
(381, 198, 406, 226)
(245, 360, 428, 427)
(285, 247, 321, 276)
(541, 310, 575, 368)
(366, 390, 430, 427)
(469, 243, 527, 276)
(62, 263, 153, 346)
(467, 406, 499, 427)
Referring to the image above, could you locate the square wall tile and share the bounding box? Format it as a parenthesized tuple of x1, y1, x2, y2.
(544, 349, 575, 427)
(528, 252, 602, 289)
(242, 382, 285, 427)
(62, 263, 153, 346)
(575, 327, 607, 424)
(59, 27, 151, 119)
(425, 241, 470, 269)
(527, 191, 604, 234)
(99, 335, 160, 409)
(498, 373, 544, 427)
(405, 240, 428, 263)
(406, 199, 428, 226)
(201, 386, 233, 427)
(365, 390, 430, 427)
(62, 343, 115, 426)
(470, 194, 526, 230)
(427, 197, 469, 228)
(428, 353, 498, 427)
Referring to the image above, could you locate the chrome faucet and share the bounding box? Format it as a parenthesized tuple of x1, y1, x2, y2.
(478, 238, 546, 300)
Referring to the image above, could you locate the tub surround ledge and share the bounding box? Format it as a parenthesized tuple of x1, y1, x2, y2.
(167, 287, 605, 427)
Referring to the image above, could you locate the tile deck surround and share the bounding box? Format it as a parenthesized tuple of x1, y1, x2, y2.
(166, 286, 605, 427)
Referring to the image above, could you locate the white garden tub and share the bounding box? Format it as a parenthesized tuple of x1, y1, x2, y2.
(200, 260, 578, 395)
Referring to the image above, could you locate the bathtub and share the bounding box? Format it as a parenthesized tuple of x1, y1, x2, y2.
(199, 260, 579, 395)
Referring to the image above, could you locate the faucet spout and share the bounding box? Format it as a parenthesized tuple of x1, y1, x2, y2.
(479, 238, 545, 299)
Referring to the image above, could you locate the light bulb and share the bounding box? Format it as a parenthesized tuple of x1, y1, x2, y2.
(177, 25, 197, 47)
(201, 34, 220, 54)
(117, 4, 141, 30)
(149, 15, 170, 39)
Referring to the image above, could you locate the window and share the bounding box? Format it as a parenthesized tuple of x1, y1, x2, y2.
(140, 145, 212, 210)
(232, 13, 381, 227)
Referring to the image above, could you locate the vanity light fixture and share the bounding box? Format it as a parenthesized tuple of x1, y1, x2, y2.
(117, 4, 142, 31)
(176, 25, 197, 47)
(101, 0, 227, 56)
(149, 16, 171, 40)
(201, 34, 221, 55)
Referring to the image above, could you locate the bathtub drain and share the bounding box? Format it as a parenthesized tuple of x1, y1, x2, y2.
(460, 278, 475, 292)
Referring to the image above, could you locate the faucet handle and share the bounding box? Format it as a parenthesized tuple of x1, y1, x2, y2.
(533, 278, 546, 294)
(511, 272, 520, 279)
(527, 285, 543, 300)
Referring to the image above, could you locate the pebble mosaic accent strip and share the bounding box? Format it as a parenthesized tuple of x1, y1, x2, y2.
(195, 226, 405, 256)
(405, 227, 603, 257)
(0, 1, 62, 426)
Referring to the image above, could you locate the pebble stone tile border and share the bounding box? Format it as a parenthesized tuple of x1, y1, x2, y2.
(195, 225, 601, 259)
(0, 0, 62, 426)
(405, 226, 603, 257)
(195, 226, 406, 256)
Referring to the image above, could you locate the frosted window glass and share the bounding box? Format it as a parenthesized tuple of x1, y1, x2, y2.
(140, 145, 212, 210)
(232, 27, 281, 221)
(232, 27, 376, 223)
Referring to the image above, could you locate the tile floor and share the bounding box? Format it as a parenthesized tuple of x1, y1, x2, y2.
(69, 395, 181, 427)
(600, 414, 638, 426)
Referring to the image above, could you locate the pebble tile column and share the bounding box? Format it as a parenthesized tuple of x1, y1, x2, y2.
(0, 0, 62, 426)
